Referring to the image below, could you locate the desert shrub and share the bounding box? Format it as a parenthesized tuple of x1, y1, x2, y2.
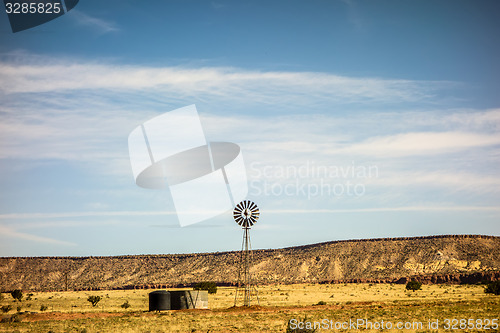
(121, 300, 131, 309)
(16, 305, 21, 312)
(286, 316, 317, 332)
(406, 281, 422, 292)
(40, 304, 48, 311)
(0, 313, 21, 323)
(87, 295, 101, 307)
(11, 313, 21, 322)
(1, 305, 12, 313)
(316, 301, 326, 305)
(484, 281, 500, 295)
(193, 281, 217, 294)
(26, 293, 33, 301)
(10, 289, 23, 301)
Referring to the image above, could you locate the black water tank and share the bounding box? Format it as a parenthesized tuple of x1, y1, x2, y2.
(149, 290, 170, 311)
(169, 291, 191, 310)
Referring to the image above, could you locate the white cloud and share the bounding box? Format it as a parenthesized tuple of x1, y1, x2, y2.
(340, 131, 500, 157)
(0, 58, 453, 106)
(0, 58, 473, 166)
(0, 57, 498, 217)
(0, 210, 175, 220)
(365, 171, 500, 194)
(266, 206, 500, 214)
(0, 225, 76, 246)
(71, 10, 119, 33)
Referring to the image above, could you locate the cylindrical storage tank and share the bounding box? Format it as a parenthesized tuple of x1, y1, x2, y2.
(170, 290, 208, 310)
(149, 290, 170, 311)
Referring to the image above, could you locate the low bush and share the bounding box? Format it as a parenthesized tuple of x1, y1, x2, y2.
(87, 295, 101, 307)
(10, 289, 23, 301)
(0, 313, 21, 323)
(406, 281, 422, 292)
(1, 305, 12, 313)
(193, 281, 217, 294)
(484, 281, 500, 295)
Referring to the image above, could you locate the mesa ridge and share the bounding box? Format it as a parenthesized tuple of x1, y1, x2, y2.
(1, 234, 499, 292)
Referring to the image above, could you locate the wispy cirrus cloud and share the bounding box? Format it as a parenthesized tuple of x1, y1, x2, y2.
(0, 58, 456, 106)
(266, 206, 500, 214)
(0, 225, 76, 246)
(339, 131, 500, 157)
(0, 211, 176, 220)
(0, 56, 498, 222)
(0, 56, 471, 165)
(71, 10, 120, 33)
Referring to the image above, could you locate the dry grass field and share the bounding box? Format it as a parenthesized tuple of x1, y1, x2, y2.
(1, 283, 499, 332)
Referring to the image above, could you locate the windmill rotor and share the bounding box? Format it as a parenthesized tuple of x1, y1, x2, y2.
(233, 200, 259, 228)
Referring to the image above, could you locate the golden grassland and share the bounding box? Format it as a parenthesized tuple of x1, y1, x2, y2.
(1, 283, 499, 332)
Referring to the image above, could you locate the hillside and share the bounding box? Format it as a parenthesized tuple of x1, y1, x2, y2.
(1, 235, 499, 292)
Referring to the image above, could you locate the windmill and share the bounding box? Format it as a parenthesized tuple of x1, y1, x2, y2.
(233, 200, 260, 306)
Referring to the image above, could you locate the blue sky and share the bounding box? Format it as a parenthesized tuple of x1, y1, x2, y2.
(0, 0, 499, 256)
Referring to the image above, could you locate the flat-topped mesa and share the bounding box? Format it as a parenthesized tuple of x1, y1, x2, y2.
(1, 235, 499, 292)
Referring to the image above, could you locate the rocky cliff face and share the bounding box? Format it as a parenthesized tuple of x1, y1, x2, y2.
(1, 235, 499, 291)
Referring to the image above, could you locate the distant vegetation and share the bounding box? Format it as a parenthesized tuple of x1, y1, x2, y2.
(10, 289, 23, 301)
(194, 281, 217, 294)
(1, 305, 12, 313)
(87, 295, 101, 307)
(406, 281, 422, 292)
(484, 281, 500, 295)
